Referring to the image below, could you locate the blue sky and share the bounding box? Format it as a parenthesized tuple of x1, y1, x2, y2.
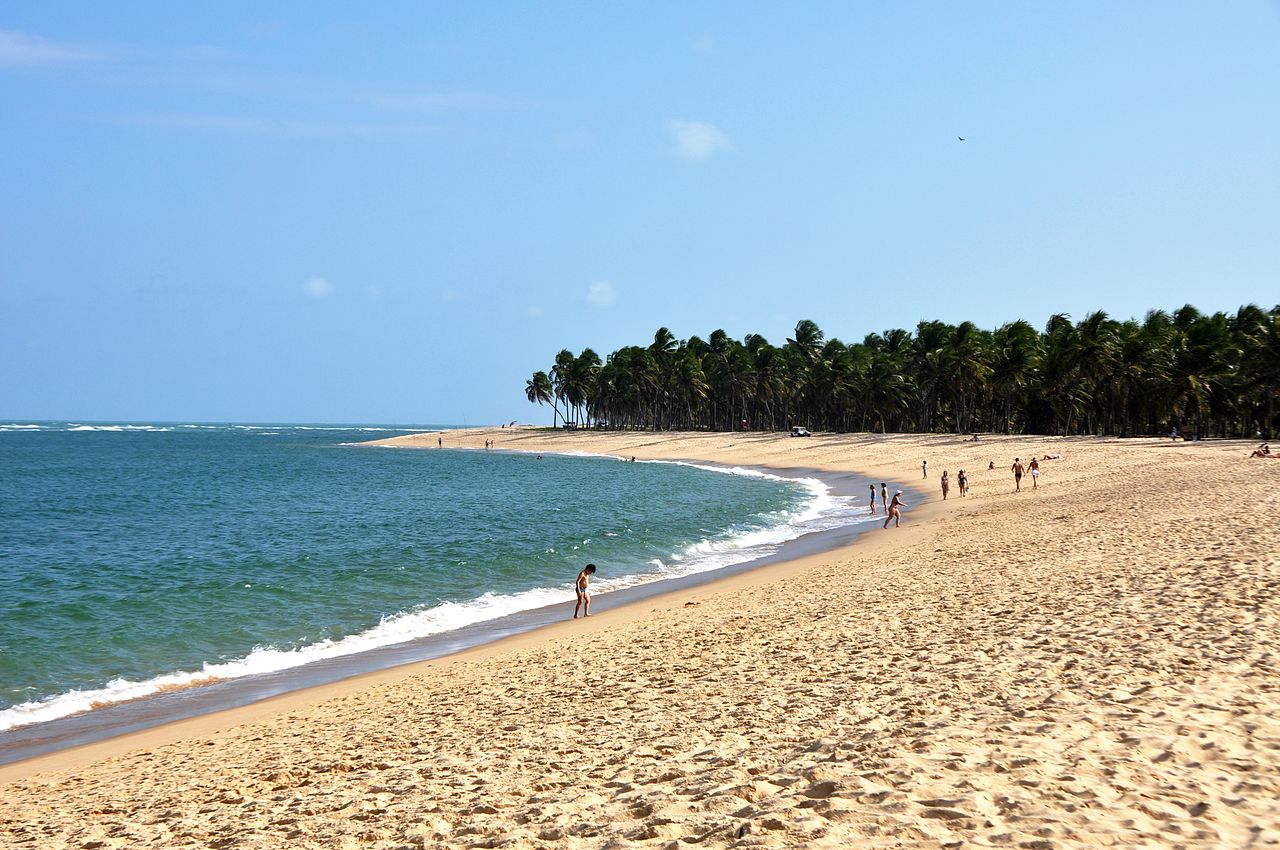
(2, 3, 1278, 425)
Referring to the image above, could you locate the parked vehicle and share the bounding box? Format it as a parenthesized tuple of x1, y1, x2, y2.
(790, 426, 811, 437)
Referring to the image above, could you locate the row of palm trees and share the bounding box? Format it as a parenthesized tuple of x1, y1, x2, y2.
(525, 304, 1280, 438)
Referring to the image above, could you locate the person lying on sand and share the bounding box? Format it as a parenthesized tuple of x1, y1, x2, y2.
(574, 564, 597, 619)
(883, 491, 908, 529)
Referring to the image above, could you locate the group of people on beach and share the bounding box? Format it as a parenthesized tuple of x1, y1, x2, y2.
(867, 482, 908, 528)
(575, 445, 1074, 619)
(925, 453, 1058, 501)
(1251, 444, 1276, 459)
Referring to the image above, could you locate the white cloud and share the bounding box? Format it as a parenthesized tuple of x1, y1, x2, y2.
(587, 281, 616, 307)
(668, 119, 729, 161)
(0, 29, 102, 68)
(303, 276, 333, 298)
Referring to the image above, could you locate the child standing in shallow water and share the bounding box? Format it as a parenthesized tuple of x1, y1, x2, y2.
(574, 564, 597, 619)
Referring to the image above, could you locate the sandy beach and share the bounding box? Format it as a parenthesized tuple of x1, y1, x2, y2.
(3, 429, 1278, 849)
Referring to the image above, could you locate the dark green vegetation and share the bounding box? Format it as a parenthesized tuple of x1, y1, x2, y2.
(526, 305, 1280, 438)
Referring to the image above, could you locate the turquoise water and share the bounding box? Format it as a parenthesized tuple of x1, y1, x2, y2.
(0, 422, 857, 731)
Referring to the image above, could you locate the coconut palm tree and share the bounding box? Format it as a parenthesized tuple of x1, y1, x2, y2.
(990, 320, 1041, 434)
(526, 303, 1274, 437)
(525, 371, 555, 427)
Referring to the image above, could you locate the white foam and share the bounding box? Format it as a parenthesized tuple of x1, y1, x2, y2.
(64, 424, 174, 432)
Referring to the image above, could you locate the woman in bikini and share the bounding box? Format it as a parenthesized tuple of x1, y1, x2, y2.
(883, 491, 908, 529)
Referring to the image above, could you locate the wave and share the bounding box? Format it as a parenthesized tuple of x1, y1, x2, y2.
(0, 454, 873, 733)
(66, 425, 174, 432)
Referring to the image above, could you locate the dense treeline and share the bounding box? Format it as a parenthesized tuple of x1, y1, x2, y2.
(525, 304, 1280, 439)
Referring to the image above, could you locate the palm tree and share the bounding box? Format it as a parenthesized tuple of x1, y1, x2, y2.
(1240, 305, 1280, 438)
(525, 371, 555, 427)
(549, 349, 575, 427)
(786, 320, 824, 365)
(526, 303, 1274, 437)
(990, 320, 1040, 434)
(943, 322, 991, 434)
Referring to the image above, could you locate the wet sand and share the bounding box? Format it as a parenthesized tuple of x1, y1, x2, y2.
(3, 430, 1277, 849)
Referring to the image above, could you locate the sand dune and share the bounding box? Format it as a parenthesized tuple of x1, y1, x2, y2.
(3, 430, 1277, 849)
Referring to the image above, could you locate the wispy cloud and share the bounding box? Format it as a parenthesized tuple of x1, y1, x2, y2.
(172, 70, 531, 114)
(0, 29, 104, 68)
(124, 112, 439, 140)
(668, 119, 729, 161)
(303, 276, 333, 298)
(587, 281, 616, 307)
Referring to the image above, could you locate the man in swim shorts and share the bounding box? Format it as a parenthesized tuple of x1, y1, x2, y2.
(574, 563, 597, 619)
(1011, 458, 1025, 492)
(1029, 457, 1040, 489)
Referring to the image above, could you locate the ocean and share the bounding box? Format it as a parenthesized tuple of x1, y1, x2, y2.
(0, 422, 875, 739)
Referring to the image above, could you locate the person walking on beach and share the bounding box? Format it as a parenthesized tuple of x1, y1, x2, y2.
(437, 436, 443, 448)
(1029, 457, 1040, 489)
(957, 469, 967, 496)
(1011, 458, 1025, 492)
(880, 482, 888, 513)
(574, 563, 597, 619)
(922, 459, 928, 478)
(941, 470, 950, 500)
(883, 490, 908, 529)
(868, 484, 878, 515)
